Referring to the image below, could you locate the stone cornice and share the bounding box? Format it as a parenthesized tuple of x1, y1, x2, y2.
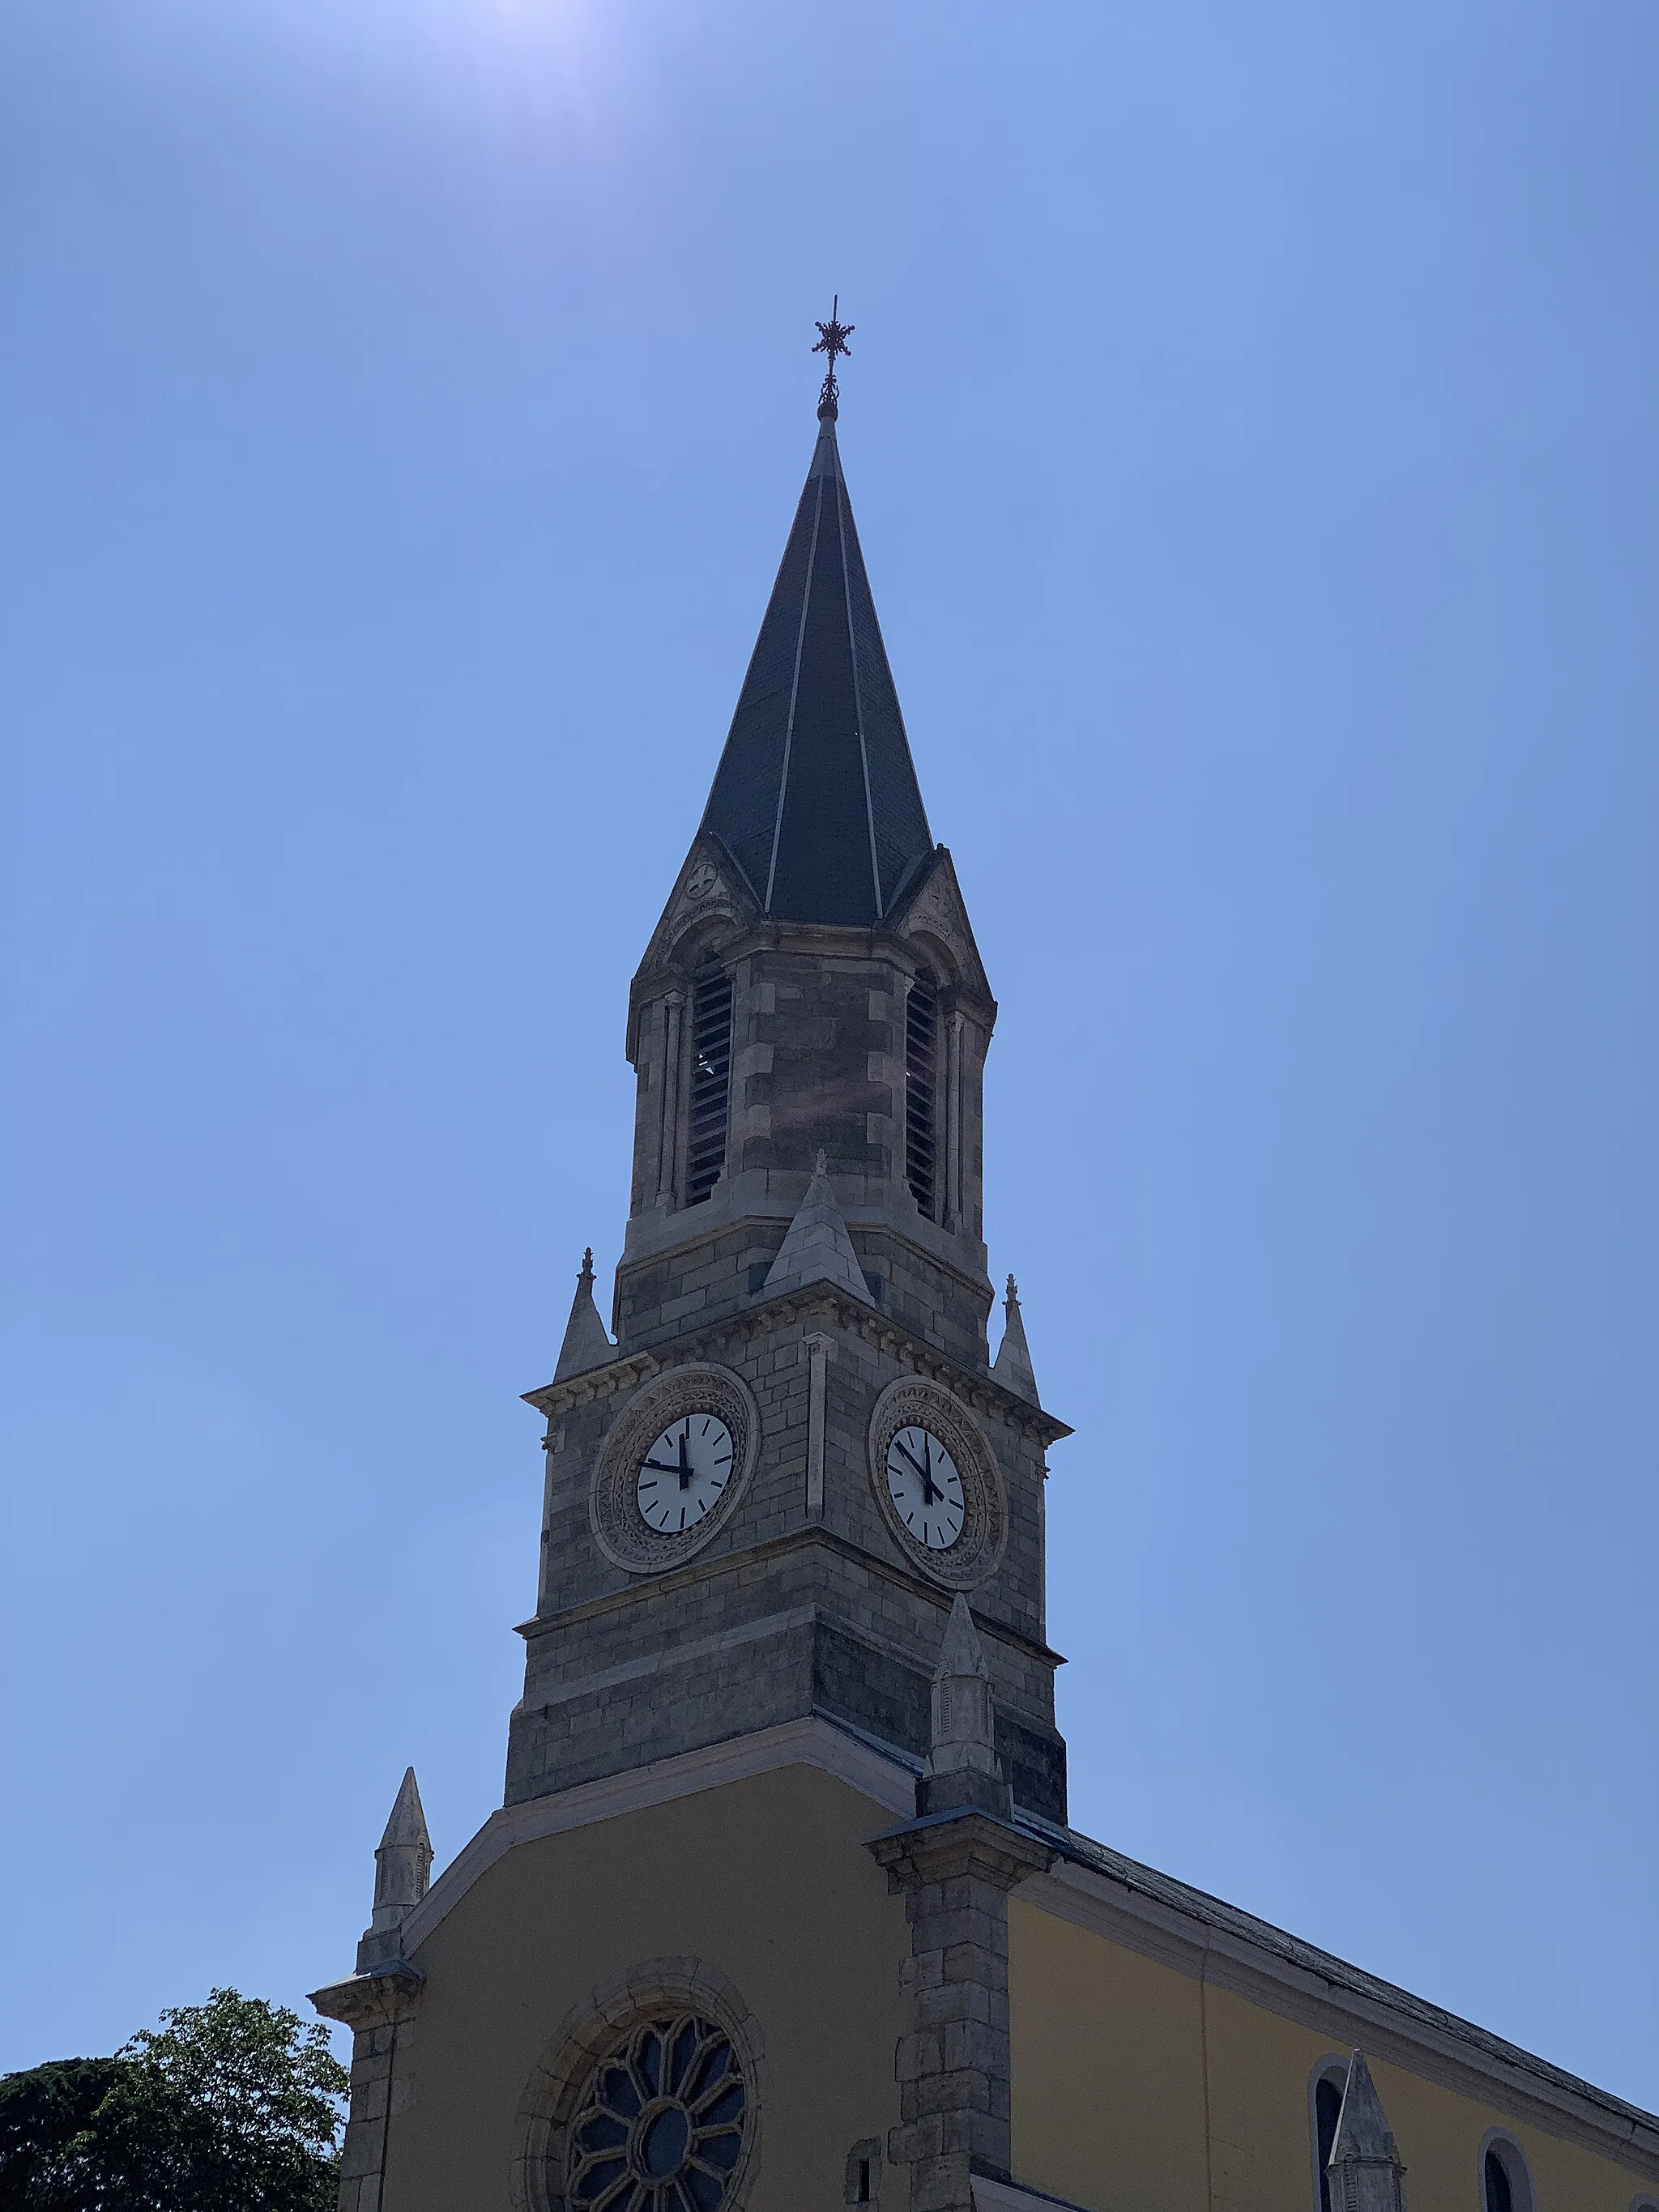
(522, 1282, 1072, 1447)
(616, 1174, 992, 1301)
(631, 913, 996, 1032)
(515, 1528, 1067, 1673)
(522, 1350, 657, 1420)
(868, 1806, 1057, 1894)
(308, 1959, 425, 2031)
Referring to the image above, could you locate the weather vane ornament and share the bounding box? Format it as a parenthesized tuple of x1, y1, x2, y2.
(812, 296, 854, 420)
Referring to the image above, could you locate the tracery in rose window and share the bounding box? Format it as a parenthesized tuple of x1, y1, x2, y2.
(566, 2014, 746, 2212)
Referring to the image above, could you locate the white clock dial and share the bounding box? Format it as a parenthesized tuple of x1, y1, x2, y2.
(636, 1413, 735, 1535)
(885, 1425, 966, 1550)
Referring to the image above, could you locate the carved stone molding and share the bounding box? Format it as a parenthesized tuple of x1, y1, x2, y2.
(512, 1957, 766, 2212)
(590, 1363, 761, 1576)
(868, 1375, 1008, 1592)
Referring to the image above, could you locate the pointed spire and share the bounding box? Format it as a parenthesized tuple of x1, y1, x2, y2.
(762, 1153, 875, 1305)
(1327, 2052, 1407, 2212)
(917, 1595, 1011, 1819)
(936, 1590, 991, 1682)
(554, 1248, 614, 1381)
(992, 1276, 1040, 1405)
(698, 331, 934, 928)
(356, 1767, 433, 1971)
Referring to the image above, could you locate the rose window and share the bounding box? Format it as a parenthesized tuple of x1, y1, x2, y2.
(567, 2014, 747, 2212)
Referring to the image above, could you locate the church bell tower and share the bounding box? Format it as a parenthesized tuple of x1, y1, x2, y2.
(510, 320, 1071, 1826)
(314, 317, 1659, 2212)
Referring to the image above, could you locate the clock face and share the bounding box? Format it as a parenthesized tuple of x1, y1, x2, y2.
(885, 1425, 966, 1550)
(636, 1413, 735, 1535)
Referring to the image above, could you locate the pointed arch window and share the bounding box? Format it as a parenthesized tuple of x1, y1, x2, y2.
(686, 970, 733, 1205)
(905, 970, 938, 1217)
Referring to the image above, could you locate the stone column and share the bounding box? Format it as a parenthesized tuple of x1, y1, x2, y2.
(804, 1331, 834, 1519)
(655, 991, 684, 1206)
(894, 974, 915, 1205)
(309, 1968, 422, 2212)
(868, 1600, 1054, 2212)
(944, 1011, 964, 1234)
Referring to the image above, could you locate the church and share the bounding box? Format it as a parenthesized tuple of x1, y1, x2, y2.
(311, 322, 1659, 2212)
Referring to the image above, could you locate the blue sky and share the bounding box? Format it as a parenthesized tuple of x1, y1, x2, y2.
(2, 0, 1656, 2105)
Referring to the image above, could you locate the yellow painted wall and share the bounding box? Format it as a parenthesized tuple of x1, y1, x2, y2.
(385, 1763, 907, 2212)
(1010, 1896, 1653, 2212)
(1007, 1896, 1210, 2212)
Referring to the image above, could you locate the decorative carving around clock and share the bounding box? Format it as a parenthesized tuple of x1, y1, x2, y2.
(591, 1364, 760, 1576)
(867, 1375, 1006, 1590)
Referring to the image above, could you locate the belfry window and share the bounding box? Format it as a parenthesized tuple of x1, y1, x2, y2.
(686, 970, 733, 1205)
(905, 972, 938, 1217)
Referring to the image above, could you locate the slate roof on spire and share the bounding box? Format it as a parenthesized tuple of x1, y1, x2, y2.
(699, 407, 935, 927)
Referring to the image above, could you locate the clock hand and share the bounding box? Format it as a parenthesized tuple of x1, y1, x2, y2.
(919, 1433, 943, 1507)
(639, 1459, 683, 1476)
(676, 1430, 693, 1491)
(893, 1434, 944, 1507)
(893, 1436, 931, 1483)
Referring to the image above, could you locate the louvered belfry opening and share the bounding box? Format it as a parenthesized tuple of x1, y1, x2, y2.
(686, 970, 734, 1204)
(905, 972, 938, 1217)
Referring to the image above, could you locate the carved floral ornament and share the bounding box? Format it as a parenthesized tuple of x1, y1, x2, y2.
(590, 1364, 761, 1576)
(868, 1374, 1008, 1590)
(513, 1958, 765, 2212)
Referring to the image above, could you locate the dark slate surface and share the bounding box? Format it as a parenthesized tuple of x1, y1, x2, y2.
(701, 412, 934, 925)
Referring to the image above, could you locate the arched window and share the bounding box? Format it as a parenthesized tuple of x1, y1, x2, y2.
(1480, 2132, 1534, 2212)
(1315, 2076, 1342, 2212)
(904, 970, 938, 1217)
(1484, 2151, 1513, 2212)
(686, 970, 733, 1205)
(1310, 2061, 1347, 2212)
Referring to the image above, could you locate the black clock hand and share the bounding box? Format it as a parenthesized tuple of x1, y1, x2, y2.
(676, 1430, 693, 1490)
(639, 1459, 682, 1476)
(893, 1434, 943, 1506)
(921, 1432, 942, 1507)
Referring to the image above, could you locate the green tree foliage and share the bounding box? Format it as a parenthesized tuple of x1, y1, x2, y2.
(0, 2064, 126, 2210)
(0, 1990, 348, 2212)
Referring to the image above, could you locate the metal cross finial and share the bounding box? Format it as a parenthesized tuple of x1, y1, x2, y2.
(812, 296, 854, 419)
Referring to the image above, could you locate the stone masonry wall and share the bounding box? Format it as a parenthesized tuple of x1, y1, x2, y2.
(513, 1288, 1066, 1821)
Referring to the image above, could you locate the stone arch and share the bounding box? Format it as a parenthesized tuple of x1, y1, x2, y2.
(1479, 2129, 1536, 2212)
(512, 1955, 766, 2212)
